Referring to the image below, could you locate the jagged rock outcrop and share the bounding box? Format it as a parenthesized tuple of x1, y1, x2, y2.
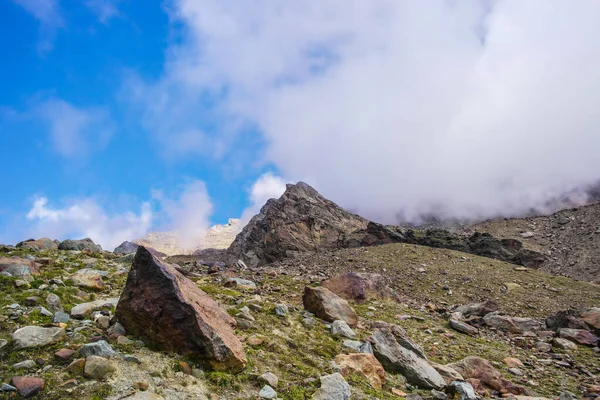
(344, 223, 546, 268)
(113, 241, 166, 258)
(58, 238, 102, 252)
(16, 238, 58, 251)
(114, 247, 247, 372)
(228, 182, 368, 266)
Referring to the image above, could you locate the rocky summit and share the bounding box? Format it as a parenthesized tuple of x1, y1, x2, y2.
(0, 182, 599, 399)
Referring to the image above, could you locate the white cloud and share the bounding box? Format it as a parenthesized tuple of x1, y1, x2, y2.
(159, 180, 214, 250)
(133, 0, 600, 224)
(240, 172, 287, 223)
(36, 98, 113, 158)
(13, 0, 63, 55)
(85, 0, 120, 24)
(26, 196, 153, 250)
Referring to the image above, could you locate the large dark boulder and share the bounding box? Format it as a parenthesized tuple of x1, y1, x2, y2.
(228, 182, 368, 266)
(58, 238, 102, 252)
(546, 309, 589, 332)
(323, 272, 394, 303)
(114, 247, 247, 372)
(113, 241, 166, 258)
(303, 286, 358, 327)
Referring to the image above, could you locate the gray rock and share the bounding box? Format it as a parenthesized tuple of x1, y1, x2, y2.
(58, 238, 102, 252)
(12, 326, 66, 349)
(431, 389, 447, 400)
(0, 339, 8, 349)
(53, 312, 70, 324)
(227, 277, 257, 289)
(275, 304, 289, 317)
(449, 319, 478, 335)
(312, 373, 351, 400)
(38, 306, 52, 317)
(559, 391, 577, 400)
(70, 298, 119, 319)
(46, 293, 63, 312)
(342, 340, 363, 352)
(259, 385, 278, 399)
(369, 328, 445, 389)
(359, 341, 373, 354)
(483, 312, 542, 333)
(448, 381, 477, 400)
(553, 338, 578, 350)
(0, 383, 17, 392)
(79, 340, 117, 358)
(331, 320, 356, 339)
(260, 372, 279, 388)
(122, 354, 142, 364)
(12, 360, 37, 370)
(107, 322, 126, 336)
(84, 355, 116, 380)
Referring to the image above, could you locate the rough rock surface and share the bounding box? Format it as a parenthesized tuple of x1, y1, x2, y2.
(70, 298, 119, 319)
(114, 246, 247, 372)
(455, 300, 499, 317)
(447, 356, 526, 396)
(0, 257, 40, 278)
(334, 353, 386, 389)
(581, 308, 600, 331)
(58, 238, 102, 252)
(483, 313, 542, 333)
(303, 286, 358, 327)
(322, 272, 393, 303)
(12, 326, 66, 349)
(114, 241, 166, 257)
(559, 328, 599, 346)
(10, 377, 44, 398)
(311, 373, 351, 400)
(369, 328, 445, 390)
(228, 182, 368, 267)
(16, 238, 58, 251)
(70, 268, 105, 290)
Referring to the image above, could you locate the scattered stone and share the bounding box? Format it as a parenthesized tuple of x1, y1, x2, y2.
(274, 303, 288, 317)
(558, 391, 577, 400)
(509, 367, 524, 376)
(483, 313, 542, 333)
(322, 272, 392, 302)
(107, 322, 126, 337)
(12, 326, 66, 349)
(259, 385, 277, 399)
(9, 377, 44, 398)
(331, 320, 356, 339)
(79, 340, 117, 358)
(70, 269, 105, 290)
(504, 357, 524, 368)
(559, 328, 599, 346)
(303, 286, 358, 327)
(59, 379, 77, 388)
(431, 389, 448, 400)
(58, 238, 102, 252)
(70, 298, 119, 319)
(520, 231, 535, 238)
(369, 328, 445, 389)
(0, 383, 17, 392)
(38, 306, 52, 317)
(13, 360, 37, 370)
(84, 355, 115, 380)
(553, 338, 578, 350)
(447, 356, 526, 395)
(65, 358, 86, 375)
(260, 372, 279, 388)
(455, 300, 498, 317)
(334, 353, 386, 390)
(114, 247, 247, 372)
(95, 315, 111, 330)
(55, 348, 76, 361)
(447, 381, 477, 400)
(311, 372, 351, 400)
(449, 319, 478, 335)
(225, 277, 257, 290)
(342, 340, 363, 352)
(25, 297, 39, 306)
(430, 362, 464, 384)
(0, 339, 7, 349)
(581, 308, 600, 331)
(123, 355, 142, 364)
(53, 311, 70, 324)
(247, 335, 265, 346)
(535, 341, 552, 352)
(133, 381, 150, 391)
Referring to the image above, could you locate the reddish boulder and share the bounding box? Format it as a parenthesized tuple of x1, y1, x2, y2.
(447, 356, 526, 396)
(581, 308, 600, 332)
(334, 353, 386, 389)
(559, 328, 599, 346)
(17, 238, 58, 251)
(483, 313, 542, 333)
(114, 247, 247, 372)
(303, 286, 358, 327)
(323, 272, 393, 303)
(0, 257, 40, 277)
(10, 376, 45, 398)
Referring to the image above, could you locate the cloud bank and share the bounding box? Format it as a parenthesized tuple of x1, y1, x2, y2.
(132, 0, 600, 224)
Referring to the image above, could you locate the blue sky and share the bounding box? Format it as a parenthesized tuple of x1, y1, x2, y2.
(0, 0, 285, 249)
(1, 1, 599, 250)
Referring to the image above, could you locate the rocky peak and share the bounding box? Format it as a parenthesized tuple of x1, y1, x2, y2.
(228, 182, 368, 266)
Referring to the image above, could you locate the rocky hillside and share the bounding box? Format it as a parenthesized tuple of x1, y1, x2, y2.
(468, 203, 600, 282)
(0, 235, 599, 399)
(228, 182, 368, 266)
